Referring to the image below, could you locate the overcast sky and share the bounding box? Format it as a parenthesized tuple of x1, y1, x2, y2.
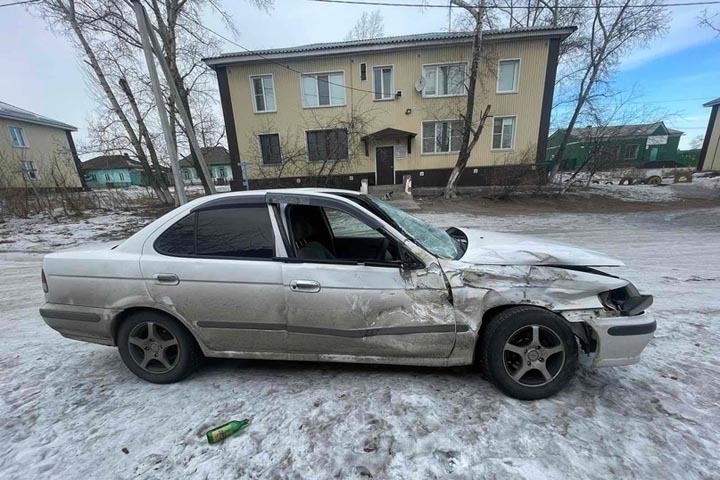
(0, 0, 718, 151)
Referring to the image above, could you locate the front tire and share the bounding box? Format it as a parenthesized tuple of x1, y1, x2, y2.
(480, 306, 578, 400)
(117, 312, 199, 384)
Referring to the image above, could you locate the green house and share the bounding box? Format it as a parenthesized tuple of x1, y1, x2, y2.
(82, 154, 168, 189)
(179, 146, 232, 186)
(546, 122, 683, 171)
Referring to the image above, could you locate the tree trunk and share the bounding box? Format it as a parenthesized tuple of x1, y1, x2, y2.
(444, 1, 485, 199)
(547, 62, 602, 185)
(65, 6, 174, 204)
(118, 78, 173, 204)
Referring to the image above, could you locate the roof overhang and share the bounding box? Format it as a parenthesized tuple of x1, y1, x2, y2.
(361, 128, 417, 156)
(204, 27, 577, 68)
(0, 112, 77, 132)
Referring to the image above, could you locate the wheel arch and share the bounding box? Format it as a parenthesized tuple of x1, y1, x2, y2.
(473, 304, 565, 364)
(111, 306, 206, 354)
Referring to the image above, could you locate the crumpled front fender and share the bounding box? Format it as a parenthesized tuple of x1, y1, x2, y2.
(440, 261, 629, 333)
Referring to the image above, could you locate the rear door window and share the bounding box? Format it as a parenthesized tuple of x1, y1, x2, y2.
(155, 205, 275, 259)
(155, 214, 196, 256)
(196, 206, 275, 258)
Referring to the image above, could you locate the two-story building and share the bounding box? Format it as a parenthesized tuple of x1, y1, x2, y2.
(204, 27, 575, 190)
(0, 101, 85, 190)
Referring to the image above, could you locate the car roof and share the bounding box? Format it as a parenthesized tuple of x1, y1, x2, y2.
(200, 187, 363, 199)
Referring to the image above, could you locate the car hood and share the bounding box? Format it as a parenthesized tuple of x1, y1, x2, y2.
(456, 228, 625, 267)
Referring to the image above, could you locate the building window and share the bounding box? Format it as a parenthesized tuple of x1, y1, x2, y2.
(218, 167, 227, 178)
(422, 63, 466, 97)
(492, 116, 516, 150)
(373, 66, 393, 100)
(21, 160, 37, 179)
(183, 169, 191, 180)
(625, 144, 639, 159)
(250, 74, 276, 113)
(259, 133, 282, 165)
(104, 173, 112, 182)
(9, 126, 29, 148)
(422, 120, 463, 154)
(119, 172, 125, 182)
(306, 129, 349, 162)
(360, 63, 367, 81)
(301, 72, 346, 107)
(497, 59, 520, 93)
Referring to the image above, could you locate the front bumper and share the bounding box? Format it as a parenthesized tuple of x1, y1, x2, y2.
(585, 311, 656, 367)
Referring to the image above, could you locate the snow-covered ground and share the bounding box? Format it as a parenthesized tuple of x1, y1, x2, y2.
(0, 210, 154, 253)
(558, 170, 720, 203)
(1, 207, 719, 479)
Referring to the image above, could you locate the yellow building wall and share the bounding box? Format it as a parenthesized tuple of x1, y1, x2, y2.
(0, 119, 81, 188)
(225, 37, 551, 181)
(702, 108, 720, 171)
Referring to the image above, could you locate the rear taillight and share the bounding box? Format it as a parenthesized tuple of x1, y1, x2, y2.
(41, 269, 48, 293)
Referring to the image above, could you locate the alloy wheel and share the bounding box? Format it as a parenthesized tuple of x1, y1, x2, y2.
(502, 324, 565, 387)
(127, 321, 180, 374)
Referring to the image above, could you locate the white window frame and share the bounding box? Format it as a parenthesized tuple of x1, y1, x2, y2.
(21, 160, 37, 179)
(300, 71, 346, 108)
(421, 119, 463, 155)
(491, 115, 517, 151)
(496, 59, 521, 94)
(421, 62, 468, 98)
(249, 74, 277, 113)
(8, 126, 29, 148)
(624, 144, 639, 160)
(258, 132, 283, 166)
(372, 65, 394, 101)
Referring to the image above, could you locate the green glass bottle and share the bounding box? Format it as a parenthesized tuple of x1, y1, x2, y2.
(206, 419, 250, 444)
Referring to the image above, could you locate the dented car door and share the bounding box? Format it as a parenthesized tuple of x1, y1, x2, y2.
(268, 193, 456, 360)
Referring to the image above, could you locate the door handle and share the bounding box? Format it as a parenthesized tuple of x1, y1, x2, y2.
(153, 273, 179, 285)
(289, 279, 321, 293)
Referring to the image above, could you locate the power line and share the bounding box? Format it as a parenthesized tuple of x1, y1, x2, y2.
(308, 0, 720, 8)
(0, 0, 40, 8)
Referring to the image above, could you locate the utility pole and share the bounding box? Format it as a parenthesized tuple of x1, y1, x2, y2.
(132, 0, 186, 205)
(144, 9, 216, 196)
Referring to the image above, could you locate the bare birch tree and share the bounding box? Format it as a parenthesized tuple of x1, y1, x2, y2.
(699, 9, 720, 35)
(345, 10, 385, 41)
(547, 0, 668, 183)
(35, 0, 176, 204)
(444, 0, 493, 199)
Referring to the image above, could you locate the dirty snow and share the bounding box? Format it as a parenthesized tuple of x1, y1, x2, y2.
(1, 207, 720, 479)
(0, 211, 154, 253)
(557, 170, 720, 203)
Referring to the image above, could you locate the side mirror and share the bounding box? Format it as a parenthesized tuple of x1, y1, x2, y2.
(399, 247, 425, 271)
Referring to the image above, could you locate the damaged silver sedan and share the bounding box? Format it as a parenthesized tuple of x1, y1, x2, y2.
(40, 189, 655, 400)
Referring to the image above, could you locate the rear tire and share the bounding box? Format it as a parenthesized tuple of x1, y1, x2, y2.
(480, 306, 578, 400)
(117, 311, 200, 384)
